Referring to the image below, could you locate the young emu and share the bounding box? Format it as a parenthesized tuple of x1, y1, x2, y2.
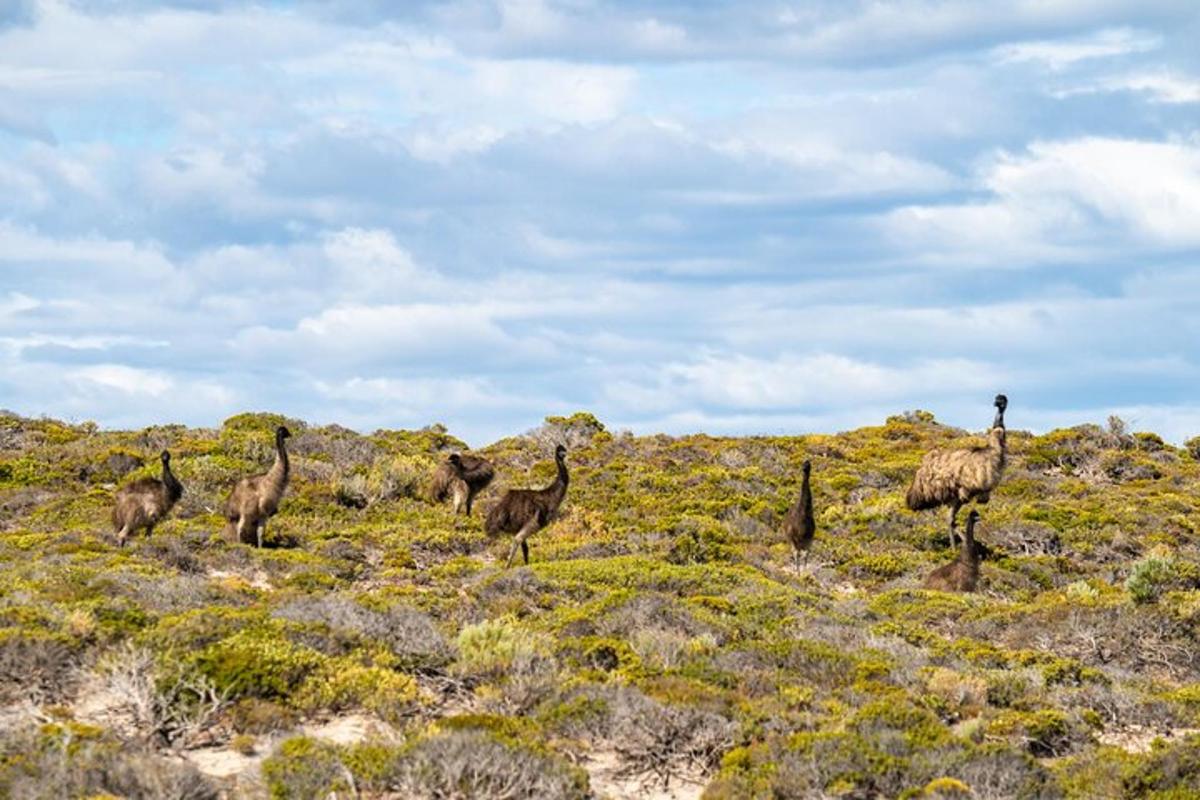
(485, 444, 569, 568)
(781, 459, 815, 569)
(429, 453, 495, 515)
(111, 450, 183, 546)
(906, 394, 1008, 547)
(923, 510, 981, 592)
(224, 425, 291, 548)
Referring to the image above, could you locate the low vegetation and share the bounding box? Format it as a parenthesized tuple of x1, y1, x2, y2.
(1, 409, 1198, 798)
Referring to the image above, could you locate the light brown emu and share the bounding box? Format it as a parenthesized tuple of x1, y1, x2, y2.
(224, 425, 290, 548)
(781, 459, 815, 569)
(485, 444, 568, 568)
(906, 394, 1007, 546)
(429, 452, 495, 515)
(111, 450, 183, 546)
(924, 509, 981, 592)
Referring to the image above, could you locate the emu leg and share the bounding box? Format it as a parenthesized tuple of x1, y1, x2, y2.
(452, 484, 466, 515)
(236, 517, 252, 547)
(257, 520, 266, 549)
(948, 501, 962, 548)
(465, 488, 476, 516)
(506, 518, 539, 568)
(117, 525, 130, 548)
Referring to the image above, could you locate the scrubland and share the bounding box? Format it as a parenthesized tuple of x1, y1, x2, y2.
(0, 409, 1198, 799)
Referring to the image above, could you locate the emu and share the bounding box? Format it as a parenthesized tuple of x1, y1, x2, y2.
(906, 394, 1007, 546)
(924, 509, 981, 592)
(224, 425, 291, 548)
(429, 452, 495, 515)
(781, 459, 815, 569)
(111, 450, 183, 546)
(485, 444, 568, 568)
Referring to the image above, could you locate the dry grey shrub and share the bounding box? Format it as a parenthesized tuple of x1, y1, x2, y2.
(607, 688, 736, 787)
(272, 595, 453, 670)
(0, 722, 216, 800)
(100, 643, 229, 747)
(387, 730, 587, 800)
(0, 631, 78, 705)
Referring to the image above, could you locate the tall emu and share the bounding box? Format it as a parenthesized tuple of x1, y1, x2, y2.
(781, 459, 815, 569)
(429, 452, 495, 515)
(485, 444, 569, 568)
(111, 450, 183, 546)
(906, 394, 1008, 546)
(924, 509, 981, 592)
(224, 425, 291, 548)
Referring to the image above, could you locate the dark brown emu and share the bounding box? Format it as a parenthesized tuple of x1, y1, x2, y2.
(429, 452, 495, 515)
(781, 459, 815, 569)
(923, 509, 982, 592)
(485, 444, 569, 568)
(906, 394, 1008, 546)
(112, 450, 183, 546)
(224, 425, 291, 548)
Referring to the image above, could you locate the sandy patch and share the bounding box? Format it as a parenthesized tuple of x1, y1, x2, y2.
(1098, 725, 1200, 753)
(583, 748, 708, 800)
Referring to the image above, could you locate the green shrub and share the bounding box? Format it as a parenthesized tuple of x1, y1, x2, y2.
(261, 736, 349, 800)
(1127, 557, 1179, 604)
(455, 617, 551, 678)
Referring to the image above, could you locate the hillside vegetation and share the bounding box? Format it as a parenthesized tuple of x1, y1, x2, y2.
(1, 409, 1199, 799)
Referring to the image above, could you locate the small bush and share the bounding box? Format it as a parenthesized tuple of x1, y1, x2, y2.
(387, 730, 588, 800)
(0, 723, 217, 800)
(455, 617, 551, 679)
(1127, 557, 1179, 604)
(261, 736, 350, 800)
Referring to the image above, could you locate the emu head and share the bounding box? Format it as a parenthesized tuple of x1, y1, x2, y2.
(802, 459, 812, 474)
(448, 453, 463, 472)
(554, 444, 567, 461)
(160, 450, 171, 464)
(992, 394, 1008, 429)
(967, 509, 981, 527)
(276, 425, 292, 441)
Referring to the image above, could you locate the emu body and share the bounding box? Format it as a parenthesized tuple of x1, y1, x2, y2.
(485, 445, 568, 568)
(224, 426, 290, 548)
(430, 453, 495, 515)
(906, 394, 1008, 546)
(111, 450, 183, 546)
(924, 510, 981, 592)
(781, 460, 815, 569)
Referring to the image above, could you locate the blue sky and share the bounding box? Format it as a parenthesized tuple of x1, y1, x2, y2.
(1, 0, 1198, 445)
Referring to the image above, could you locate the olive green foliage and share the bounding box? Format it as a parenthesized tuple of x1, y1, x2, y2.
(0, 409, 1198, 797)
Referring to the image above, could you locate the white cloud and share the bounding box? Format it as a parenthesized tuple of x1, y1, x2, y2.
(608, 352, 1007, 413)
(68, 364, 173, 396)
(881, 136, 1200, 264)
(1055, 71, 1200, 103)
(992, 27, 1158, 69)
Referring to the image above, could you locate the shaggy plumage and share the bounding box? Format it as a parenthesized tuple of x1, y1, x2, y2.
(924, 510, 981, 592)
(485, 444, 569, 568)
(781, 460, 815, 569)
(224, 425, 290, 548)
(429, 453, 495, 515)
(906, 394, 1008, 546)
(111, 450, 183, 546)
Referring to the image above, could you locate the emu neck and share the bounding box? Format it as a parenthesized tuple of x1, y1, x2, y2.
(162, 460, 183, 502)
(993, 407, 1005, 429)
(548, 456, 569, 504)
(961, 521, 977, 565)
(799, 471, 812, 517)
(268, 437, 290, 491)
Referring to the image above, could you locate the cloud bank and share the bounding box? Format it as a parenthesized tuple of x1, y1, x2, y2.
(2, 0, 1199, 444)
